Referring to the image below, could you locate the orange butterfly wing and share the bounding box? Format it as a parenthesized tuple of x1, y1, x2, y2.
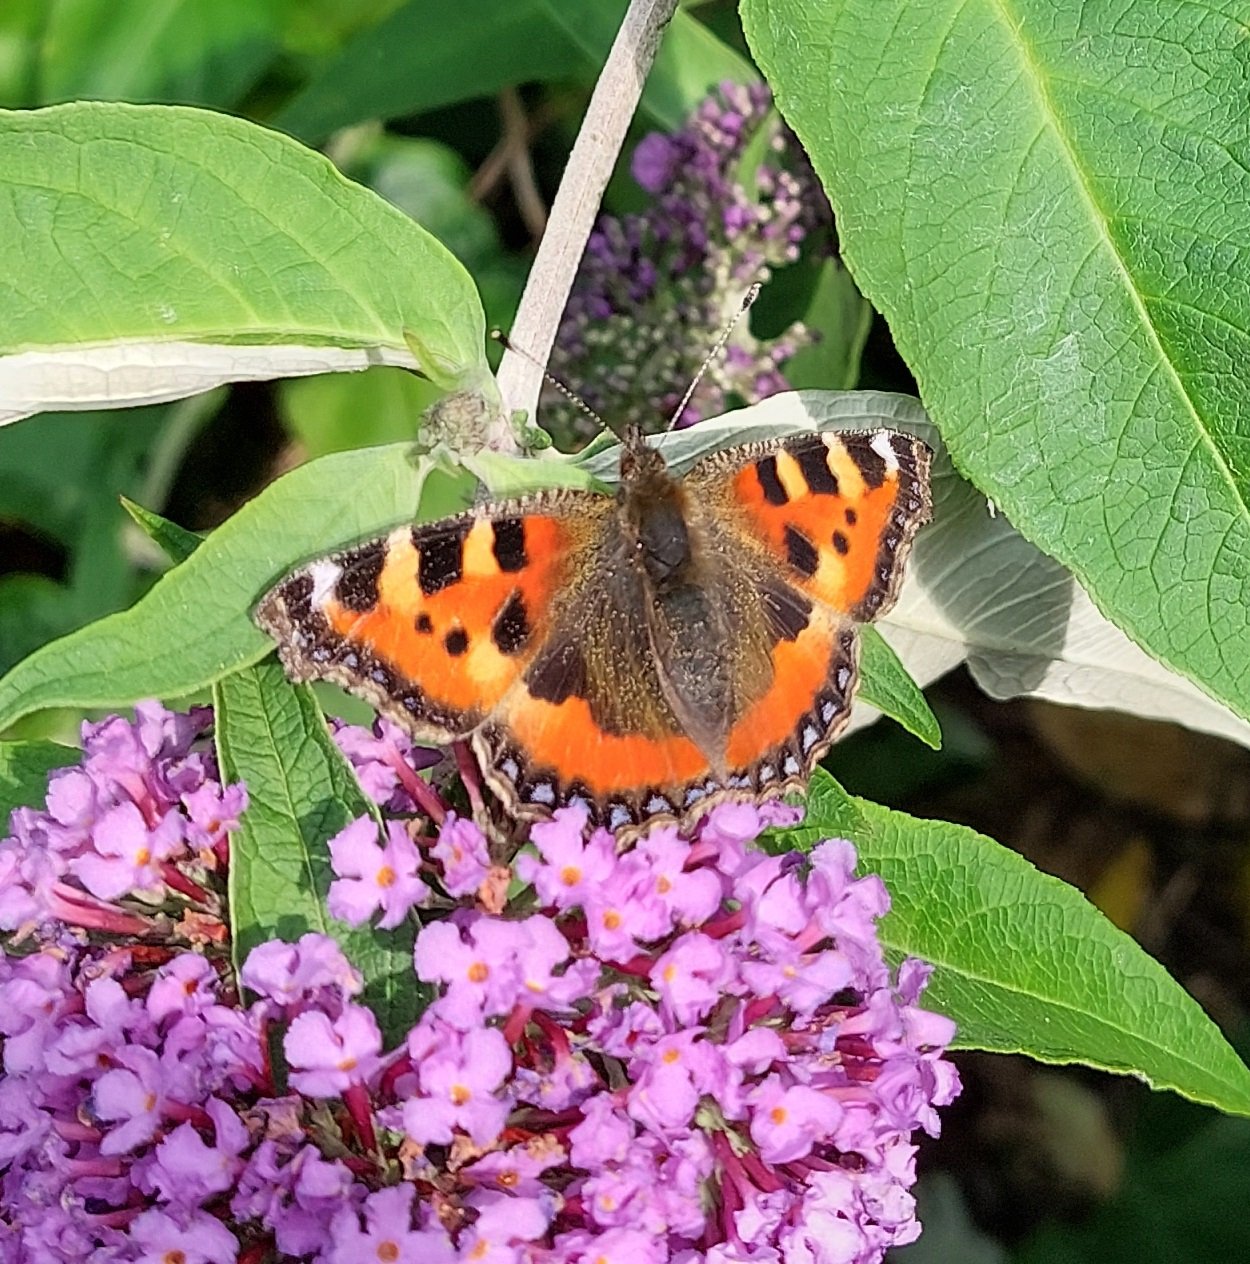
(683, 428, 932, 789)
(256, 491, 608, 744)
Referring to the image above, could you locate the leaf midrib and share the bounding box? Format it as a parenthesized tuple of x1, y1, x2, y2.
(986, 0, 1250, 529)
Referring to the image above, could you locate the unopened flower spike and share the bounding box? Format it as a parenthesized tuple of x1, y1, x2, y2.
(550, 80, 833, 440)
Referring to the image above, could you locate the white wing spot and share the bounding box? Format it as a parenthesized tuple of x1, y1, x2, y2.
(870, 431, 901, 471)
(309, 561, 342, 607)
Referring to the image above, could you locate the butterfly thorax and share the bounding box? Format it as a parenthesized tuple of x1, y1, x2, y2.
(617, 441, 694, 590)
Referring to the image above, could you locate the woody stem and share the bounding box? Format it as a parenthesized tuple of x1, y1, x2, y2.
(494, 0, 679, 424)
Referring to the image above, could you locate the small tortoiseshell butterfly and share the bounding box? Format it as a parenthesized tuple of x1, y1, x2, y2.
(256, 426, 931, 839)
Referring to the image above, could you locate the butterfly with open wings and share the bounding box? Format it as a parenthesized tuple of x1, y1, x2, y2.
(256, 421, 931, 841)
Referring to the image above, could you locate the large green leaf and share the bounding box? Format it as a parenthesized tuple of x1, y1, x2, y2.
(277, 0, 755, 141)
(0, 102, 491, 423)
(743, 0, 1250, 723)
(782, 771, 1250, 1117)
(0, 445, 476, 731)
(215, 659, 421, 1044)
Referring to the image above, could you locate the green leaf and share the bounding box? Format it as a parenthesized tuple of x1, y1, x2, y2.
(0, 445, 476, 731)
(35, 0, 281, 109)
(743, 0, 1250, 722)
(0, 738, 78, 824)
(0, 101, 491, 423)
(277, 0, 755, 141)
(0, 406, 176, 671)
(787, 771, 1250, 1117)
(120, 497, 202, 565)
(856, 627, 941, 750)
(214, 658, 420, 1043)
(344, 134, 527, 331)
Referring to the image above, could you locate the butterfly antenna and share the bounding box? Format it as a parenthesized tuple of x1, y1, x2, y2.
(492, 330, 609, 433)
(666, 283, 762, 431)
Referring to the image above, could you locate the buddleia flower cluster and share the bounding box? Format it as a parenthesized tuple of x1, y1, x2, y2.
(549, 81, 832, 440)
(0, 703, 958, 1262)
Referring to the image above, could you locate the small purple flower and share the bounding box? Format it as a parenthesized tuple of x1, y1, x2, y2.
(414, 916, 528, 1026)
(128, 1206, 239, 1263)
(463, 1142, 566, 1196)
(327, 816, 430, 929)
(748, 1075, 844, 1164)
(240, 933, 362, 1009)
(284, 1004, 382, 1097)
(650, 931, 735, 1026)
(332, 716, 441, 812)
(631, 131, 678, 193)
(515, 806, 616, 911)
(182, 780, 248, 851)
(146, 952, 221, 1025)
(431, 811, 491, 897)
(145, 1098, 249, 1202)
(69, 801, 184, 899)
(326, 1183, 455, 1263)
(93, 1047, 172, 1156)
(457, 1191, 551, 1263)
(402, 1022, 512, 1147)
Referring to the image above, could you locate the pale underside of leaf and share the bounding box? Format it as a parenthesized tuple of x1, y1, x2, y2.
(0, 341, 420, 426)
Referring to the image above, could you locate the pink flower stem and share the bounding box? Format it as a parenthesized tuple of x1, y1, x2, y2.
(160, 862, 210, 903)
(388, 751, 448, 825)
(343, 1082, 378, 1153)
(47, 884, 150, 936)
(452, 741, 486, 818)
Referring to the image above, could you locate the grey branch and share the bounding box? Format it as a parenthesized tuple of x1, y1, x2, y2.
(494, 0, 678, 427)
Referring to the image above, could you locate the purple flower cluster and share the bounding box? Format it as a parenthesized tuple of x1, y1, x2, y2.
(550, 81, 832, 437)
(0, 703, 243, 939)
(0, 706, 959, 1262)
